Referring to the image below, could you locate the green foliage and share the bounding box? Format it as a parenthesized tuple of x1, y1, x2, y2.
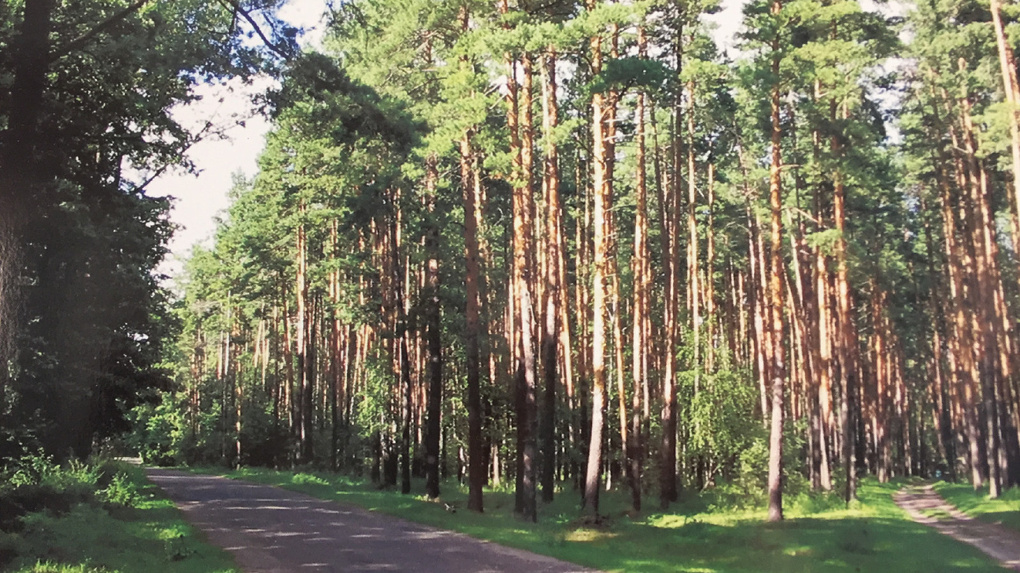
(0, 0, 299, 463)
(0, 460, 237, 572)
(96, 473, 141, 510)
(0, 453, 102, 523)
(127, 398, 186, 468)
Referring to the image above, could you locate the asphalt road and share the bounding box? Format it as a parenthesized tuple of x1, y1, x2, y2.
(146, 468, 598, 573)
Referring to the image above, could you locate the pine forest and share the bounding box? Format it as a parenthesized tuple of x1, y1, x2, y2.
(3, 0, 1020, 548)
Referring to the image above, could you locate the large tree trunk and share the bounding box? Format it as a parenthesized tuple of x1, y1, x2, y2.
(0, 2, 56, 404)
(957, 74, 1003, 497)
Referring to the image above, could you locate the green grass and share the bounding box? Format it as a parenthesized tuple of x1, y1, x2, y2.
(198, 467, 1006, 572)
(1, 462, 237, 573)
(934, 482, 1020, 532)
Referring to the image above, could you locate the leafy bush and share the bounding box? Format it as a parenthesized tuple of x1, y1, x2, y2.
(96, 473, 140, 509)
(291, 472, 329, 486)
(126, 399, 184, 467)
(0, 454, 102, 524)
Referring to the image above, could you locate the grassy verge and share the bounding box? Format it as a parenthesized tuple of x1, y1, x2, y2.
(934, 482, 1020, 532)
(199, 466, 1004, 572)
(1, 460, 237, 573)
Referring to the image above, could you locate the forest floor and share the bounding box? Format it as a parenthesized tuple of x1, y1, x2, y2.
(152, 467, 1009, 572)
(145, 468, 594, 573)
(0, 461, 237, 573)
(894, 484, 1020, 571)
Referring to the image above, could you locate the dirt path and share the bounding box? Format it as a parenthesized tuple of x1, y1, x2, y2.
(894, 484, 1020, 571)
(145, 469, 597, 573)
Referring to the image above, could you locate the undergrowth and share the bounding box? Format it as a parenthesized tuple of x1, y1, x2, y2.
(0, 453, 235, 572)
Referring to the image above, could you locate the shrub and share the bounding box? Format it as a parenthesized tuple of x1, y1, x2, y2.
(97, 473, 140, 509)
(0, 454, 101, 524)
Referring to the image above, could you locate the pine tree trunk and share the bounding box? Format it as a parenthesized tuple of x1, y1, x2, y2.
(659, 28, 684, 510)
(329, 221, 341, 471)
(687, 80, 701, 379)
(766, 3, 786, 520)
(957, 70, 1002, 495)
(460, 132, 485, 512)
(424, 156, 443, 500)
(629, 26, 650, 513)
(990, 0, 1020, 253)
(296, 204, 314, 464)
(501, 16, 538, 517)
(706, 163, 716, 371)
(584, 13, 610, 516)
(540, 47, 562, 504)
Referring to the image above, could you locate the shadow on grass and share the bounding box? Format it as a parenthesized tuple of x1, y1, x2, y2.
(198, 468, 1004, 573)
(935, 482, 1020, 533)
(3, 463, 237, 573)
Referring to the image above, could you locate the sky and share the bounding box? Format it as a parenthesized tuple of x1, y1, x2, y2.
(150, 0, 745, 279)
(148, 0, 330, 277)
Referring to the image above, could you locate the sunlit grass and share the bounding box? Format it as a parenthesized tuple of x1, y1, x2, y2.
(935, 482, 1020, 532)
(200, 466, 1006, 572)
(3, 463, 237, 573)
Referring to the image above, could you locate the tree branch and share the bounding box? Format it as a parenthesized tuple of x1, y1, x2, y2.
(49, 0, 151, 62)
(219, 0, 293, 60)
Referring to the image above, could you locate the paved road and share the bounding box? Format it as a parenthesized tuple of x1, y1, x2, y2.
(895, 484, 1020, 571)
(146, 469, 597, 573)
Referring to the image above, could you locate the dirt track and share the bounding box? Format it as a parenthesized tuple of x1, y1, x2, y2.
(894, 484, 1020, 571)
(146, 469, 598, 573)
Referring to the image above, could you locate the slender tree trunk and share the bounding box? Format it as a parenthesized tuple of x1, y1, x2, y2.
(990, 0, 1020, 252)
(766, 2, 786, 521)
(540, 47, 562, 504)
(687, 80, 701, 379)
(628, 26, 650, 513)
(460, 131, 485, 511)
(296, 203, 315, 464)
(660, 27, 685, 510)
(584, 12, 610, 517)
(424, 156, 443, 500)
(706, 162, 716, 371)
(501, 10, 538, 517)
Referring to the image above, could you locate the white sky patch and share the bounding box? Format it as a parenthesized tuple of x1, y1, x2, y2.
(149, 0, 330, 279)
(705, 0, 747, 55)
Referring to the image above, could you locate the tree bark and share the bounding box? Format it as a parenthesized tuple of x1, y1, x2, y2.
(629, 26, 650, 513)
(540, 47, 561, 504)
(766, 1, 786, 521)
(460, 131, 485, 512)
(424, 156, 443, 500)
(584, 10, 610, 517)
